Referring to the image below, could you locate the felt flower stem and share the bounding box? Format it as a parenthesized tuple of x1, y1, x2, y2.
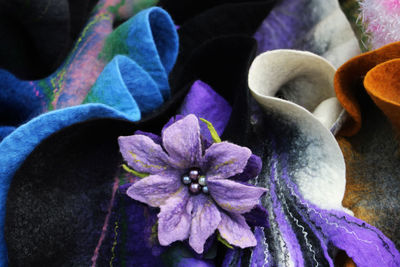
(122, 164, 149, 178)
(217, 233, 233, 249)
(200, 118, 221, 143)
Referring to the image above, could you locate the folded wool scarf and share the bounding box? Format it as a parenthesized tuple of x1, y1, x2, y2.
(0, 4, 179, 265)
(0, 0, 177, 141)
(334, 41, 400, 253)
(3, 35, 259, 266)
(0, 0, 159, 80)
(2, 1, 400, 266)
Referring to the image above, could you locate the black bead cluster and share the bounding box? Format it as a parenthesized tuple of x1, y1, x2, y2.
(181, 167, 209, 195)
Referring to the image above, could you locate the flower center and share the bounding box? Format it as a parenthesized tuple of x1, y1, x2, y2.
(181, 167, 209, 195)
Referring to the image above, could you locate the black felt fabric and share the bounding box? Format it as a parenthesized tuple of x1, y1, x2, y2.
(158, 0, 271, 25)
(169, 0, 277, 93)
(4, 35, 259, 266)
(0, 0, 98, 79)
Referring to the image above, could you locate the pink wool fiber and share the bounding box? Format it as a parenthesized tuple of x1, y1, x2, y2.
(359, 0, 400, 49)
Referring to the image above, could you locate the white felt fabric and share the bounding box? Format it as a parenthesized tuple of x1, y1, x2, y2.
(248, 50, 348, 212)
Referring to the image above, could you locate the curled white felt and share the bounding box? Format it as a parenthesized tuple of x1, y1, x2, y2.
(248, 49, 342, 130)
(248, 50, 347, 212)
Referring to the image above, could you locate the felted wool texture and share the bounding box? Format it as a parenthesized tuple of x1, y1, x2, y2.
(180, 80, 232, 141)
(364, 58, 400, 133)
(248, 49, 344, 132)
(84, 55, 163, 120)
(334, 41, 400, 136)
(248, 49, 347, 212)
(337, 95, 400, 249)
(3, 36, 260, 266)
(0, 6, 179, 264)
(169, 0, 278, 93)
(254, 0, 361, 68)
(219, 55, 400, 266)
(0, 0, 98, 79)
(0, 4, 178, 143)
(157, 0, 271, 25)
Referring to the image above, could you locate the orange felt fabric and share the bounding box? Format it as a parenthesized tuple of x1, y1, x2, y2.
(364, 59, 400, 132)
(334, 41, 400, 136)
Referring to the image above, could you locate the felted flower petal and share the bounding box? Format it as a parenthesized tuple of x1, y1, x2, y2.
(208, 179, 266, 214)
(118, 134, 170, 174)
(188, 195, 221, 254)
(232, 154, 262, 182)
(126, 171, 181, 207)
(204, 142, 251, 180)
(162, 114, 202, 169)
(217, 212, 256, 249)
(158, 187, 191, 246)
(180, 80, 232, 142)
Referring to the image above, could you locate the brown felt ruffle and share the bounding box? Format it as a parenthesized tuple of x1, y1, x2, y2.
(334, 41, 400, 136)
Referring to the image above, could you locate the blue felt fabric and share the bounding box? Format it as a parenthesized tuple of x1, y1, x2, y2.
(85, 55, 163, 120)
(0, 7, 178, 266)
(104, 6, 178, 100)
(0, 104, 132, 266)
(0, 69, 45, 142)
(0, 6, 178, 141)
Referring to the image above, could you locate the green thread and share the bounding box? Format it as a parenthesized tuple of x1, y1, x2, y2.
(217, 233, 233, 249)
(199, 118, 221, 143)
(110, 221, 119, 267)
(122, 164, 149, 178)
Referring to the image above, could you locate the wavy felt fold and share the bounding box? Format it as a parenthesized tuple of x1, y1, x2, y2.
(248, 49, 343, 132)
(334, 42, 400, 254)
(254, 0, 361, 68)
(364, 58, 400, 132)
(248, 50, 347, 212)
(0, 7, 178, 265)
(220, 45, 400, 266)
(0, 4, 178, 141)
(334, 41, 400, 136)
(3, 36, 257, 266)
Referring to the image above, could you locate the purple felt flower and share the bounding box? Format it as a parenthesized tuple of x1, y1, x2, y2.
(118, 114, 267, 254)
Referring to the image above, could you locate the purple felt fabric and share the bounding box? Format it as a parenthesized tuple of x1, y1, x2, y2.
(118, 134, 170, 174)
(177, 258, 215, 267)
(134, 130, 163, 145)
(232, 154, 262, 182)
(268, 154, 304, 266)
(180, 80, 232, 141)
(188, 195, 221, 254)
(120, 115, 266, 254)
(250, 227, 273, 267)
(243, 204, 269, 228)
(162, 114, 202, 168)
(279, 152, 400, 266)
(204, 142, 251, 180)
